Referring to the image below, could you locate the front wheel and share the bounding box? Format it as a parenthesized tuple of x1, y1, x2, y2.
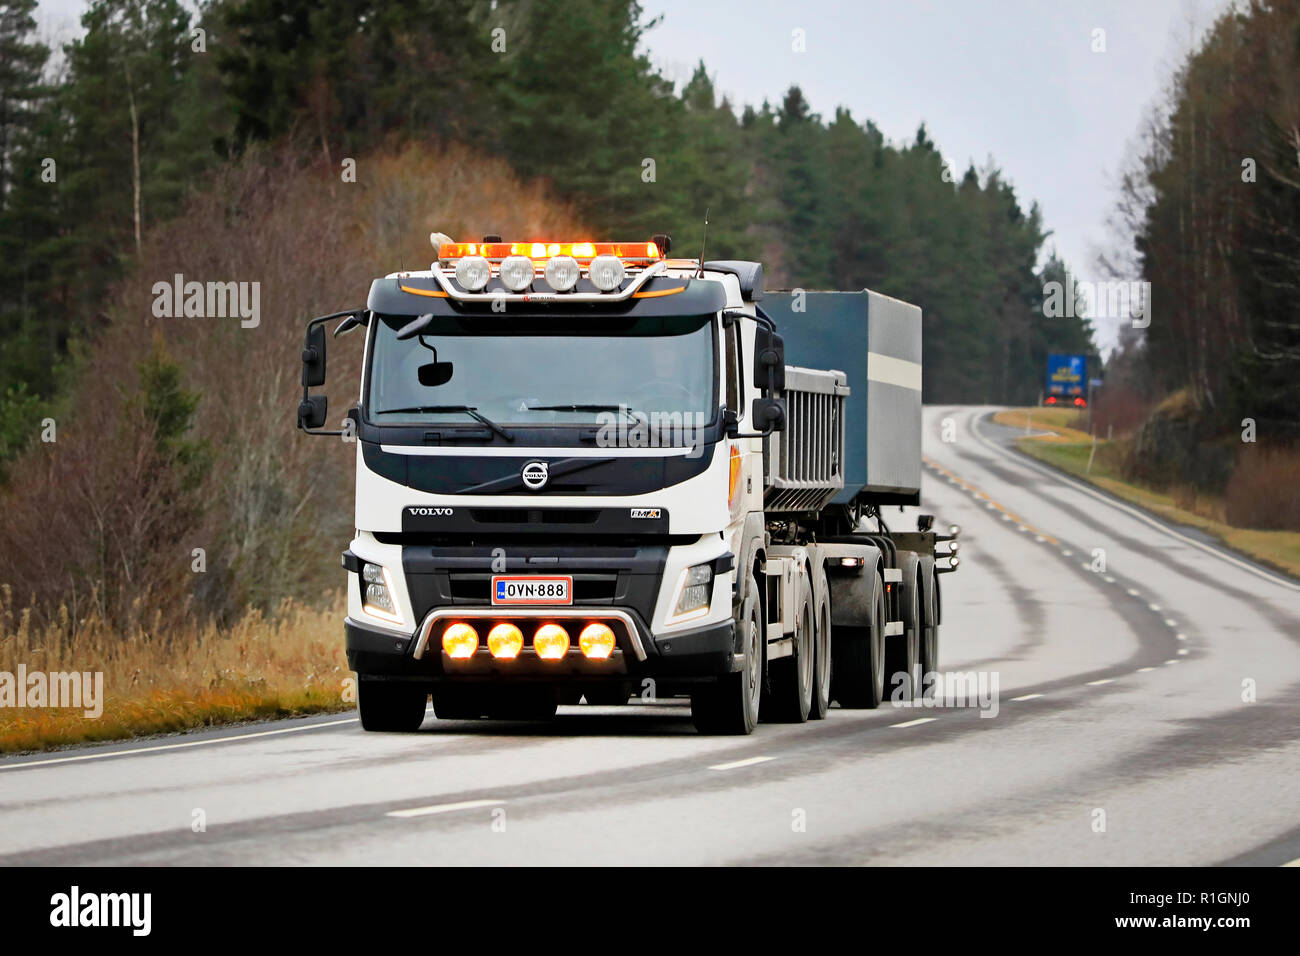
(358, 679, 429, 732)
(692, 573, 763, 734)
(809, 598, 832, 720)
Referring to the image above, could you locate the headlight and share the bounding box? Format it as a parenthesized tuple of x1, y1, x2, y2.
(545, 255, 581, 291)
(587, 254, 625, 292)
(498, 255, 535, 291)
(454, 255, 491, 291)
(360, 562, 403, 625)
(668, 562, 713, 623)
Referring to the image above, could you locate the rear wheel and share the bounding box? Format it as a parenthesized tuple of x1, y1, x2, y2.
(831, 575, 886, 709)
(358, 679, 429, 732)
(809, 598, 832, 720)
(920, 567, 940, 695)
(766, 594, 813, 723)
(692, 572, 763, 734)
(885, 573, 921, 701)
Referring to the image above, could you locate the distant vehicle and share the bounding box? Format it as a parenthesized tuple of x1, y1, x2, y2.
(296, 235, 959, 735)
(1044, 353, 1087, 407)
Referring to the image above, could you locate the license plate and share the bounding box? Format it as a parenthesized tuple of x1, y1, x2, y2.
(491, 575, 573, 605)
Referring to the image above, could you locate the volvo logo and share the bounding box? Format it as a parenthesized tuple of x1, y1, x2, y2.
(521, 460, 549, 490)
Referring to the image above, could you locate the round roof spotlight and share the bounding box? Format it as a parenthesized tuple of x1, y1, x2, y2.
(454, 255, 491, 292)
(498, 255, 536, 292)
(588, 255, 626, 292)
(545, 255, 581, 292)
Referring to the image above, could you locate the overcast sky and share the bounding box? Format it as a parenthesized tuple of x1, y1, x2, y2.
(641, 0, 1229, 349)
(35, 0, 1229, 350)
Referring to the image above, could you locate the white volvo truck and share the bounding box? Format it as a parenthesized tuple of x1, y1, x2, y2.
(297, 235, 958, 734)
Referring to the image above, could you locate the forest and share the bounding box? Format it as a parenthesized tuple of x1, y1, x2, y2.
(0, 0, 1093, 469)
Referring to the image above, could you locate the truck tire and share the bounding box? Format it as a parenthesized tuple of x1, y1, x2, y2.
(885, 572, 922, 701)
(692, 573, 763, 734)
(358, 679, 429, 732)
(766, 595, 813, 722)
(920, 566, 940, 690)
(831, 575, 885, 708)
(809, 596, 832, 720)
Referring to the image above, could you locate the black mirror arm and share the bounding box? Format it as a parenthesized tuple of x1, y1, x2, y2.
(729, 424, 779, 439)
(300, 308, 364, 437)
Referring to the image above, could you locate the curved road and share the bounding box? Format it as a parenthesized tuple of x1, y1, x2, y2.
(3, 407, 1298, 865)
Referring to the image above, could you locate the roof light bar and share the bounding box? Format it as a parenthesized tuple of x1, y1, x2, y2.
(437, 241, 662, 264)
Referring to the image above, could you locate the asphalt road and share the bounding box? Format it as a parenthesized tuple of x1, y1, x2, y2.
(3, 406, 1298, 866)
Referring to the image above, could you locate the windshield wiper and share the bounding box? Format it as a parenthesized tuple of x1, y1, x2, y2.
(376, 405, 513, 441)
(525, 403, 646, 422)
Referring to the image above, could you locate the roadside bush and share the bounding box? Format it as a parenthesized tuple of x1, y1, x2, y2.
(1224, 444, 1300, 531)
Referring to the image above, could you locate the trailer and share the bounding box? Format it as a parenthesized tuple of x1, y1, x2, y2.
(297, 236, 959, 734)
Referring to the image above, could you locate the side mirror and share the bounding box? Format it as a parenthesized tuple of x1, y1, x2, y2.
(751, 396, 786, 433)
(418, 361, 454, 387)
(723, 407, 740, 438)
(302, 324, 327, 388)
(298, 395, 328, 430)
(753, 328, 785, 393)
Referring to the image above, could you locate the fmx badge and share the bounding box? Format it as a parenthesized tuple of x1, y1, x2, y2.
(521, 460, 549, 490)
(630, 508, 661, 519)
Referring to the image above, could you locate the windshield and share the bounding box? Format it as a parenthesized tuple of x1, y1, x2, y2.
(366, 313, 717, 428)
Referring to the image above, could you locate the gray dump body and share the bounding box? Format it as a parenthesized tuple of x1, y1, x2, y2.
(763, 290, 923, 506)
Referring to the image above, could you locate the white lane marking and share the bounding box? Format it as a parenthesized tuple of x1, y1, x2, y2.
(1137, 667, 1156, 672)
(1165, 619, 1178, 627)
(1127, 589, 1142, 597)
(387, 799, 505, 819)
(1283, 857, 1300, 867)
(0, 716, 361, 771)
(1062, 549, 1073, 557)
(1104, 576, 1116, 583)
(1086, 678, 1114, 686)
(1035, 535, 1046, 543)
(1176, 633, 1187, 641)
(1010, 693, 1043, 701)
(1165, 659, 1181, 665)
(1148, 603, 1161, 611)
(890, 717, 937, 728)
(972, 413, 1300, 592)
(1178, 648, 1189, 655)
(709, 756, 775, 771)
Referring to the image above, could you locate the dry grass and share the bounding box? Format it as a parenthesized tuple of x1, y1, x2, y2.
(1010, 425, 1300, 579)
(993, 408, 1093, 441)
(0, 586, 351, 753)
